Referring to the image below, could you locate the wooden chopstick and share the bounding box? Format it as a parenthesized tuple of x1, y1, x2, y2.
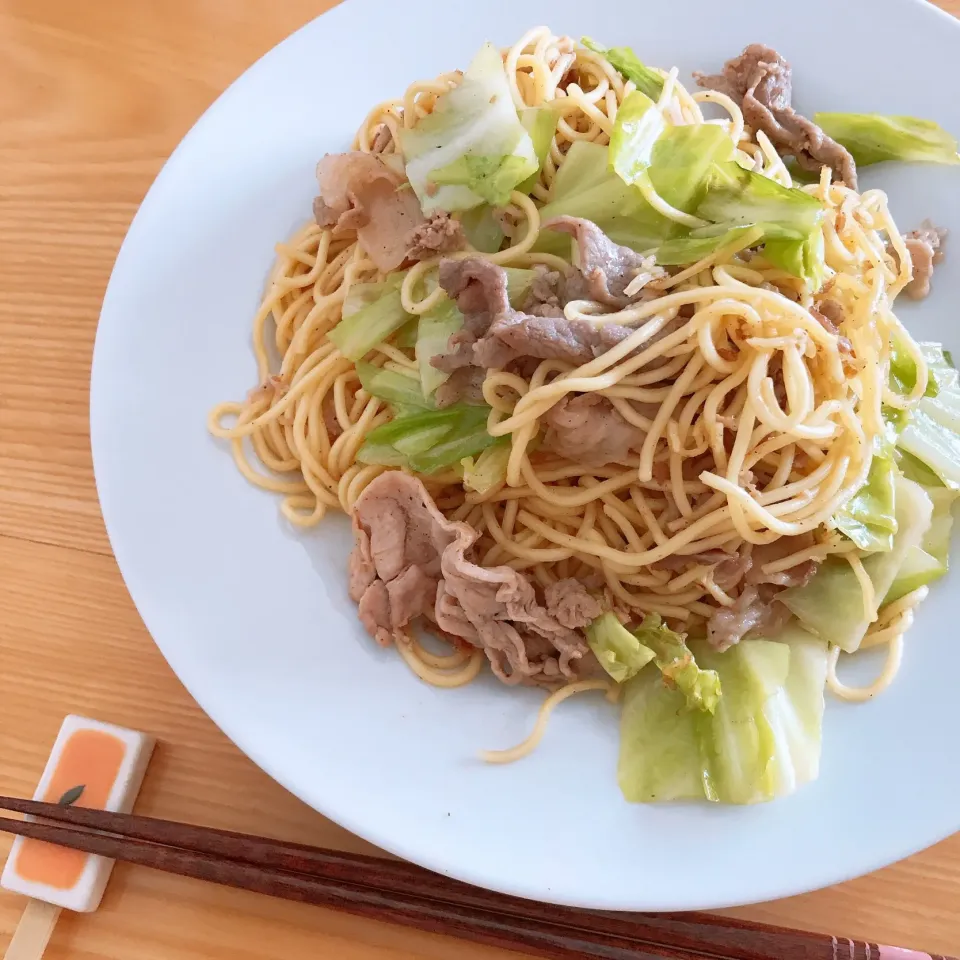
(0, 812, 695, 960)
(0, 798, 951, 960)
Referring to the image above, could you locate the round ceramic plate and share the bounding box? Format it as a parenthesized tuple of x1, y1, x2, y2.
(91, 0, 960, 910)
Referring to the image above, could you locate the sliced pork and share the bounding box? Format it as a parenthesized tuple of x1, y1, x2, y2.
(711, 549, 753, 592)
(521, 266, 565, 318)
(543, 216, 664, 306)
(705, 534, 820, 650)
(653, 547, 753, 593)
(405, 211, 466, 261)
(902, 222, 948, 300)
(810, 303, 854, 363)
(349, 472, 599, 685)
(541, 394, 644, 465)
(314, 152, 425, 272)
(434, 257, 642, 373)
(545, 580, 603, 630)
(433, 367, 487, 408)
(746, 534, 820, 588)
(706, 584, 793, 652)
(477, 309, 640, 368)
(695, 44, 857, 189)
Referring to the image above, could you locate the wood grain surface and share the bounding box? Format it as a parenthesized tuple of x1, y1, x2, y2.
(0, 1, 958, 957)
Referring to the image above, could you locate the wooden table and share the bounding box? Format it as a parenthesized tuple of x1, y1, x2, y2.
(1, 1, 958, 956)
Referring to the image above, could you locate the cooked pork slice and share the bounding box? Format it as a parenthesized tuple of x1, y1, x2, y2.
(314, 152, 425, 272)
(706, 585, 792, 651)
(902, 222, 948, 300)
(541, 394, 645, 465)
(695, 44, 857, 188)
(405, 211, 466, 261)
(349, 472, 599, 684)
(543, 216, 664, 306)
(705, 534, 821, 650)
(433, 257, 642, 373)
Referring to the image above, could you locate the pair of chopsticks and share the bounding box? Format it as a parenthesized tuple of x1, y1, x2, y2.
(0, 796, 950, 960)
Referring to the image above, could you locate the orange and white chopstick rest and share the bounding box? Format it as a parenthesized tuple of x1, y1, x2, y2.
(1, 715, 155, 960)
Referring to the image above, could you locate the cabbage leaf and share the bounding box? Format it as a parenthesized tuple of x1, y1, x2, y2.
(781, 477, 933, 651)
(581, 38, 664, 101)
(634, 614, 720, 713)
(618, 626, 828, 804)
(400, 43, 537, 212)
(814, 113, 960, 167)
(586, 613, 656, 684)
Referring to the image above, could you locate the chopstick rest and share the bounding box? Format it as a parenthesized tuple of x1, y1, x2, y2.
(1, 715, 154, 959)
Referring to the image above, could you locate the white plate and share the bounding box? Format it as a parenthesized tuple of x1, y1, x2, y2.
(91, 0, 960, 910)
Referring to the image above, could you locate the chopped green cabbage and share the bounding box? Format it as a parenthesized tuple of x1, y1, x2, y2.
(414, 268, 535, 398)
(407, 411, 498, 474)
(503, 267, 537, 306)
(763, 228, 827, 290)
(537, 114, 733, 255)
(618, 667, 704, 802)
(890, 338, 938, 400)
(646, 125, 735, 216)
(781, 477, 934, 651)
(896, 447, 944, 487)
(896, 346, 960, 488)
(586, 613, 656, 684)
(608, 91, 665, 186)
(357, 404, 495, 473)
(749, 632, 830, 798)
(783, 158, 823, 186)
(693, 162, 826, 285)
(432, 154, 535, 207)
(886, 483, 958, 603)
(342, 279, 388, 319)
(885, 546, 942, 603)
(437, 109, 554, 212)
(328, 273, 410, 360)
(833, 443, 898, 552)
(415, 300, 464, 398)
(400, 43, 537, 212)
(654, 225, 764, 266)
(696, 162, 824, 234)
(458, 206, 504, 253)
(633, 614, 720, 713)
(618, 626, 828, 804)
(918, 346, 960, 431)
(393, 319, 420, 349)
(356, 360, 433, 410)
(696, 639, 791, 804)
(581, 38, 664, 101)
(461, 442, 511, 495)
(393, 422, 457, 456)
(880, 345, 960, 599)
(518, 107, 557, 193)
(658, 220, 820, 280)
(813, 113, 960, 167)
(535, 141, 670, 253)
(609, 93, 735, 210)
(898, 409, 960, 489)
(922, 486, 958, 568)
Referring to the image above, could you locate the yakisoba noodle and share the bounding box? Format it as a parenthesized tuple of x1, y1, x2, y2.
(209, 28, 937, 760)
